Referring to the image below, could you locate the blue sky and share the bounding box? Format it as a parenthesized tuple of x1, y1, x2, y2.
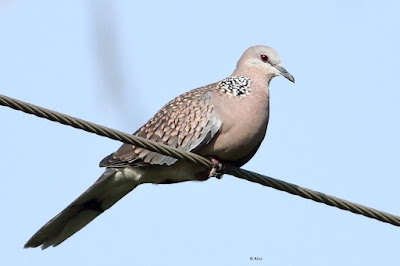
(1, 0, 399, 265)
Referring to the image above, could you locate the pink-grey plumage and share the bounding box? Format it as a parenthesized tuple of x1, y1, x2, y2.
(24, 45, 294, 249)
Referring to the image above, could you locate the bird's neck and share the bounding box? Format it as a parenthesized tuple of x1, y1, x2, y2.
(228, 76, 270, 98)
(231, 68, 271, 97)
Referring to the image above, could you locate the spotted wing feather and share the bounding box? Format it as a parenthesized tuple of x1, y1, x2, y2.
(100, 84, 222, 167)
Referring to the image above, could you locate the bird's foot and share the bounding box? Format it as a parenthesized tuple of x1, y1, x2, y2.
(208, 157, 231, 179)
(194, 157, 231, 181)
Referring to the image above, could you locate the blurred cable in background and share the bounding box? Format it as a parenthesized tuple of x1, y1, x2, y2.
(89, 0, 136, 125)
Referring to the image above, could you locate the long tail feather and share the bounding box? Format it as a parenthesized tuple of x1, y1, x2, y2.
(24, 168, 139, 249)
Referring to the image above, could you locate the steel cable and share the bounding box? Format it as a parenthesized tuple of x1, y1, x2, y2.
(1, 93, 399, 226)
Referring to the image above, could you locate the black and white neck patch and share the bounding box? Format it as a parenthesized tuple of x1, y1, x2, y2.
(217, 76, 251, 97)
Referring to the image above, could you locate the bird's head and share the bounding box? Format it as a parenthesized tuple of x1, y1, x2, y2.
(233, 45, 295, 84)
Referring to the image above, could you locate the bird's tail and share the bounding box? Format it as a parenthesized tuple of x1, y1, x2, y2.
(24, 168, 139, 249)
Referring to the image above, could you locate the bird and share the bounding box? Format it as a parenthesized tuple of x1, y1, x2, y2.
(24, 45, 294, 249)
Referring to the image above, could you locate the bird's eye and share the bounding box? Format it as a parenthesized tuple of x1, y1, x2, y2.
(260, 54, 269, 62)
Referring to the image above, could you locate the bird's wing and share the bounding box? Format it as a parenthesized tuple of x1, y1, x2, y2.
(100, 84, 222, 167)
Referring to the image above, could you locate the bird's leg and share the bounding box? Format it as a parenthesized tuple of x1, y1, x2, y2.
(208, 157, 231, 179)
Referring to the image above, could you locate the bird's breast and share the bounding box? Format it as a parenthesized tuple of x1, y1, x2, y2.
(199, 91, 270, 163)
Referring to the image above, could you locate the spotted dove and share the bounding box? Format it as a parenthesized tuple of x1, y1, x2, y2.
(24, 45, 294, 249)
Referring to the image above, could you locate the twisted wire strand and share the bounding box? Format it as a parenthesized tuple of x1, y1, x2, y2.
(230, 168, 400, 225)
(1, 93, 400, 226)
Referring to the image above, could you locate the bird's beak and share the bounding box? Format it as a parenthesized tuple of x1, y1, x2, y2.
(275, 65, 295, 83)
